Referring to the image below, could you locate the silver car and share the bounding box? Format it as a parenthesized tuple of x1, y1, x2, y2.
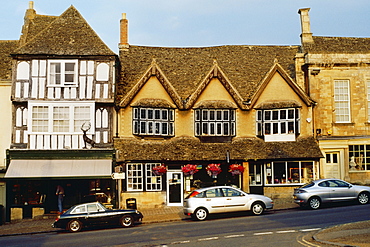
(293, 178, 370, 210)
(183, 186, 274, 221)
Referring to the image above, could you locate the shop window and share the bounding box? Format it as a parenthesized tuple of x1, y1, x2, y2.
(256, 108, 300, 142)
(265, 161, 315, 185)
(126, 163, 162, 192)
(349, 145, 370, 171)
(133, 108, 174, 136)
(249, 163, 263, 186)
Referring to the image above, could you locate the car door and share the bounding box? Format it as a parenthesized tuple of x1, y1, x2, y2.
(86, 203, 108, 226)
(203, 188, 226, 213)
(329, 180, 357, 201)
(221, 188, 247, 213)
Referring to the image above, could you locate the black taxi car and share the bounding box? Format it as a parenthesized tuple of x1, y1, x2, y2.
(52, 202, 143, 232)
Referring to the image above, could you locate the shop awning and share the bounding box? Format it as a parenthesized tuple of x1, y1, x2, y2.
(4, 159, 112, 178)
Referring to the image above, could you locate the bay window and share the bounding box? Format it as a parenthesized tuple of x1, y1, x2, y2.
(29, 102, 94, 134)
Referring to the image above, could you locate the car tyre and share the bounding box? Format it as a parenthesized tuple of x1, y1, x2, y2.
(251, 202, 265, 215)
(120, 215, 134, 227)
(67, 219, 83, 232)
(193, 208, 208, 221)
(308, 197, 321, 210)
(358, 192, 369, 205)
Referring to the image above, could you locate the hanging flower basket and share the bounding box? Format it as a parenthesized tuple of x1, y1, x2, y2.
(181, 164, 199, 176)
(206, 163, 222, 178)
(152, 164, 167, 176)
(229, 164, 244, 176)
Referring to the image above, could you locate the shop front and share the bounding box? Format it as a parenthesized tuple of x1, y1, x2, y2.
(4, 150, 115, 222)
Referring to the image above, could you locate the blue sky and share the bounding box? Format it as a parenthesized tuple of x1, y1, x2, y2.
(2, 0, 370, 53)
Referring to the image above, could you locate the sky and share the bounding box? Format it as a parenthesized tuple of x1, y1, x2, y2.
(1, 0, 370, 53)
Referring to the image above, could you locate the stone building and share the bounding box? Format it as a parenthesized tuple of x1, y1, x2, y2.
(297, 8, 370, 184)
(114, 13, 323, 208)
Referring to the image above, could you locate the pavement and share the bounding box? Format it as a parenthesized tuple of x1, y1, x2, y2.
(0, 203, 369, 247)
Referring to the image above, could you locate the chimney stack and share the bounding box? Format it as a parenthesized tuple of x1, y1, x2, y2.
(119, 13, 129, 50)
(298, 8, 314, 44)
(25, 1, 36, 20)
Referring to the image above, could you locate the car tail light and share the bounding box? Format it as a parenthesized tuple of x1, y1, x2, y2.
(296, 189, 307, 194)
(186, 191, 200, 198)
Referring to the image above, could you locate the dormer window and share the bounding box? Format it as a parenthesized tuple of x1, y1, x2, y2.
(48, 60, 77, 86)
(195, 109, 236, 137)
(133, 107, 174, 136)
(256, 108, 300, 142)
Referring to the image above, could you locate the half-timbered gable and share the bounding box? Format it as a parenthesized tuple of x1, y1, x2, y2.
(2, 3, 117, 222)
(10, 5, 117, 150)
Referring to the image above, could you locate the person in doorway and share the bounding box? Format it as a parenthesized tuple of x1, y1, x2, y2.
(56, 185, 65, 214)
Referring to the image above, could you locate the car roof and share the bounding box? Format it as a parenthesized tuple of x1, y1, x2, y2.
(193, 185, 241, 192)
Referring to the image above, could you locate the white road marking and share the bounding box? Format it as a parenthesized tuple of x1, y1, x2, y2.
(224, 234, 245, 238)
(253, 232, 273, 235)
(300, 228, 321, 232)
(198, 237, 219, 241)
(276, 230, 297, 234)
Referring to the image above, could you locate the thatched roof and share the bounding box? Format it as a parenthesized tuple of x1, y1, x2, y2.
(114, 136, 323, 162)
(194, 100, 237, 109)
(118, 45, 299, 104)
(303, 36, 370, 54)
(131, 98, 176, 108)
(13, 6, 115, 56)
(255, 100, 301, 109)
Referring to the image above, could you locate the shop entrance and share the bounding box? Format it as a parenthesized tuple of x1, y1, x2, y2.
(166, 170, 183, 206)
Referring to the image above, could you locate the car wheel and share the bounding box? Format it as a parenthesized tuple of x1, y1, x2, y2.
(358, 192, 369, 205)
(251, 202, 265, 215)
(120, 215, 134, 227)
(308, 197, 321, 210)
(67, 219, 83, 232)
(193, 208, 208, 221)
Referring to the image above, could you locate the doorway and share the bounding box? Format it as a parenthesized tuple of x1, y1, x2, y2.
(325, 152, 341, 179)
(166, 170, 183, 206)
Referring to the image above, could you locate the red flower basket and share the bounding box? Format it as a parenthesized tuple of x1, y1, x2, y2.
(206, 164, 222, 177)
(181, 164, 198, 176)
(152, 164, 167, 176)
(228, 164, 244, 176)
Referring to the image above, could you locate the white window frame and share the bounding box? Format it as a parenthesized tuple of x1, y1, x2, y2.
(28, 101, 95, 134)
(264, 161, 316, 185)
(133, 108, 174, 136)
(126, 163, 162, 192)
(256, 108, 300, 142)
(47, 60, 78, 86)
(194, 109, 236, 136)
(334, 79, 351, 123)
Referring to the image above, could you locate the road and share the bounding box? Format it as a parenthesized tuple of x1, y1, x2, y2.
(1, 203, 369, 247)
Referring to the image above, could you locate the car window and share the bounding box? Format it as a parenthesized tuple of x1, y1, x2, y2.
(87, 204, 99, 213)
(301, 182, 314, 188)
(318, 181, 328, 187)
(327, 180, 339, 187)
(205, 189, 223, 198)
(72, 205, 87, 214)
(222, 188, 242, 197)
(334, 180, 350, 187)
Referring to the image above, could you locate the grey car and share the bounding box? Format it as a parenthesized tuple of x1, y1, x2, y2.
(183, 186, 273, 221)
(293, 178, 370, 210)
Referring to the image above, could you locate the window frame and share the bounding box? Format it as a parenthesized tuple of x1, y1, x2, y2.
(132, 107, 174, 137)
(256, 108, 300, 141)
(47, 60, 78, 87)
(334, 79, 351, 123)
(194, 109, 236, 137)
(126, 163, 163, 192)
(28, 102, 95, 134)
(264, 161, 316, 185)
(349, 144, 370, 171)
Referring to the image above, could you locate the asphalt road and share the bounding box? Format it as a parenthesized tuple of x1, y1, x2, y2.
(1, 202, 369, 247)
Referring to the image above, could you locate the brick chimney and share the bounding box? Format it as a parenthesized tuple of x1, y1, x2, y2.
(119, 13, 129, 50)
(298, 8, 314, 44)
